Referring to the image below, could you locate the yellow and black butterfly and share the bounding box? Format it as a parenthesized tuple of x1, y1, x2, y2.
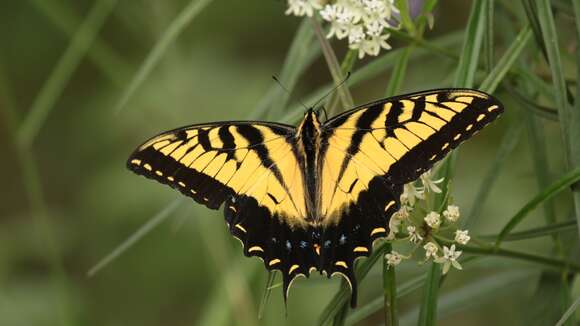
(127, 88, 503, 307)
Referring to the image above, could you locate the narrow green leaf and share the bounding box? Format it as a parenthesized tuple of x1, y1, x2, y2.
(17, 0, 119, 149)
(478, 219, 577, 242)
(113, 0, 215, 114)
(479, 25, 532, 93)
(570, 0, 580, 239)
(28, 0, 131, 87)
(417, 263, 442, 326)
(346, 274, 426, 325)
(402, 271, 533, 324)
(383, 244, 399, 326)
(495, 167, 580, 247)
(309, 17, 354, 110)
(555, 296, 580, 326)
(395, 0, 416, 34)
(536, 0, 573, 162)
(436, 237, 580, 272)
(88, 199, 183, 277)
(521, 0, 548, 59)
(318, 241, 391, 326)
(258, 272, 276, 320)
(464, 118, 525, 228)
(385, 47, 413, 97)
(264, 19, 319, 120)
(453, 0, 487, 88)
(483, 0, 494, 72)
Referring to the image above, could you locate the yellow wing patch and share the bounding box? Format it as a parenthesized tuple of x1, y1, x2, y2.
(128, 123, 307, 226)
(320, 89, 503, 219)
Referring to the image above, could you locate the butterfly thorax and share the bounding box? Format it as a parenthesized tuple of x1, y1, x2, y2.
(295, 109, 322, 223)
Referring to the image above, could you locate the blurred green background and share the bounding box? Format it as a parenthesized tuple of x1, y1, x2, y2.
(1, 0, 579, 325)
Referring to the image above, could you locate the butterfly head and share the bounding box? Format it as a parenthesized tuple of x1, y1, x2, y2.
(298, 108, 322, 142)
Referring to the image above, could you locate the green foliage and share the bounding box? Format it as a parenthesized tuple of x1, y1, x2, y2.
(1, 1, 580, 325)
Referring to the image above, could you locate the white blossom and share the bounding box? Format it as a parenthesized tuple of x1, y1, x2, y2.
(420, 170, 444, 193)
(435, 245, 462, 274)
(407, 225, 423, 244)
(454, 229, 470, 245)
(401, 183, 424, 207)
(386, 214, 402, 240)
(385, 250, 403, 267)
(443, 205, 460, 222)
(423, 242, 438, 259)
(285, 0, 322, 17)
(424, 211, 441, 229)
(291, 0, 400, 58)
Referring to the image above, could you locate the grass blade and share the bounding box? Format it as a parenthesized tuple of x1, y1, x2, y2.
(113, 0, 215, 114)
(346, 274, 427, 325)
(417, 263, 442, 326)
(570, 0, 580, 239)
(453, 0, 487, 88)
(17, 0, 119, 149)
(555, 296, 580, 326)
(402, 271, 533, 324)
(478, 219, 577, 242)
(318, 241, 391, 325)
(495, 167, 580, 247)
(88, 198, 183, 277)
(383, 244, 399, 326)
(29, 0, 131, 87)
(463, 118, 525, 228)
(309, 17, 354, 110)
(479, 25, 532, 93)
(385, 47, 413, 97)
(264, 18, 319, 119)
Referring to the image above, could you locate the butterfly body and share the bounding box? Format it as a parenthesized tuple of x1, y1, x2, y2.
(127, 89, 503, 307)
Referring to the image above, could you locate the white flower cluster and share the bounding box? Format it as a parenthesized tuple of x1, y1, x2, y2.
(383, 169, 472, 275)
(285, 0, 400, 58)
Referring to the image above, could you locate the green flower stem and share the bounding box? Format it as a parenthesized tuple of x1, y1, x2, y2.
(435, 237, 580, 273)
(383, 243, 399, 326)
(478, 219, 577, 242)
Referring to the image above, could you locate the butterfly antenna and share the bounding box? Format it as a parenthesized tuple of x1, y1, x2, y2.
(272, 75, 309, 110)
(310, 72, 351, 109)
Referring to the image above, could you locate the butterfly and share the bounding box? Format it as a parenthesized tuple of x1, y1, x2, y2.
(127, 88, 503, 307)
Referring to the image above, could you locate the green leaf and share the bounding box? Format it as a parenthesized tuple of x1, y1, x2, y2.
(570, 0, 580, 239)
(383, 244, 399, 326)
(478, 219, 577, 242)
(385, 47, 413, 97)
(309, 17, 354, 110)
(395, 0, 416, 35)
(262, 19, 319, 120)
(453, 0, 487, 88)
(113, 0, 215, 114)
(29, 0, 131, 87)
(417, 263, 442, 326)
(495, 166, 580, 247)
(479, 25, 532, 93)
(483, 0, 494, 72)
(88, 199, 183, 277)
(402, 271, 533, 324)
(463, 118, 525, 228)
(346, 274, 427, 325)
(17, 0, 119, 149)
(556, 295, 580, 326)
(318, 241, 391, 325)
